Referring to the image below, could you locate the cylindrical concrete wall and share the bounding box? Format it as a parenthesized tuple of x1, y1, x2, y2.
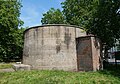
(23, 24, 86, 71)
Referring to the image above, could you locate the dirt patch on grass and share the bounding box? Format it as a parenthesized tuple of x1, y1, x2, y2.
(0, 68, 14, 72)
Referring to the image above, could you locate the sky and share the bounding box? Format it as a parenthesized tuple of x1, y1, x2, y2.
(20, 0, 65, 28)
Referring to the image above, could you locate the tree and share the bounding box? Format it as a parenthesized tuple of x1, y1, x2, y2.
(88, 0, 120, 50)
(11, 28, 25, 62)
(62, 0, 99, 28)
(0, 0, 24, 62)
(41, 8, 66, 24)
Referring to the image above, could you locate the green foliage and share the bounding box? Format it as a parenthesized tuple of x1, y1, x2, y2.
(0, 0, 24, 62)
(41, 8, 66, 24)
(62, 0, 99, 28)
(88, 0, 120, 49)
(0, 70, 120, 84)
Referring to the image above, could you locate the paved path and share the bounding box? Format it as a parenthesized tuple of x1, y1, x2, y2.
(0, 68, 14, 72)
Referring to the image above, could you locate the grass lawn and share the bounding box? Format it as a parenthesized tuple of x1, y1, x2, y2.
(0, 69, 120, 84)
(0, 63, 120, 84)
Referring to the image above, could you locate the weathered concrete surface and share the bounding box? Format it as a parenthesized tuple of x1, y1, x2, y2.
(13, 64, 31, 71)
(23, 24, 102, 71)
(23, 24, 86, 71)
(76, 37, 93, 71)
(91, 37, 102, 71)
(76, 36, 101, 71)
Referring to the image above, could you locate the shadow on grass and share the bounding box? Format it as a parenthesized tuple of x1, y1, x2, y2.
(99, 64, 120, 78)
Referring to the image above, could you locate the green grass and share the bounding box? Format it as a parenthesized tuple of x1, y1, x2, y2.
(0, 63, 12, 69)
(0, 69, 120, 84)
(0, 63, 120, 84)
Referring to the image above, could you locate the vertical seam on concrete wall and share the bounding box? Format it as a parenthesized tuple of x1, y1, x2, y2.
(90, 37, 94, 71)
(75, 28, 76, 39)
(75, 28, 78, 71)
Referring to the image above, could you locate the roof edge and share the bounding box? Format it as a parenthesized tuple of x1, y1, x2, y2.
(24, 24, 83, 33)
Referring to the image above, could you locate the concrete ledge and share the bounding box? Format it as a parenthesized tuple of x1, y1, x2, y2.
(24, 24, 84, 34)
(13, 64, 31, 71)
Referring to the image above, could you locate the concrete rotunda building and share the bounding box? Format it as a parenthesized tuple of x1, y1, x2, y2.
(23, 24, 102, 71)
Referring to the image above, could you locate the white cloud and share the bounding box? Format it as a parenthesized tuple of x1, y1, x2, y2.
(58, 0, 65, 3)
